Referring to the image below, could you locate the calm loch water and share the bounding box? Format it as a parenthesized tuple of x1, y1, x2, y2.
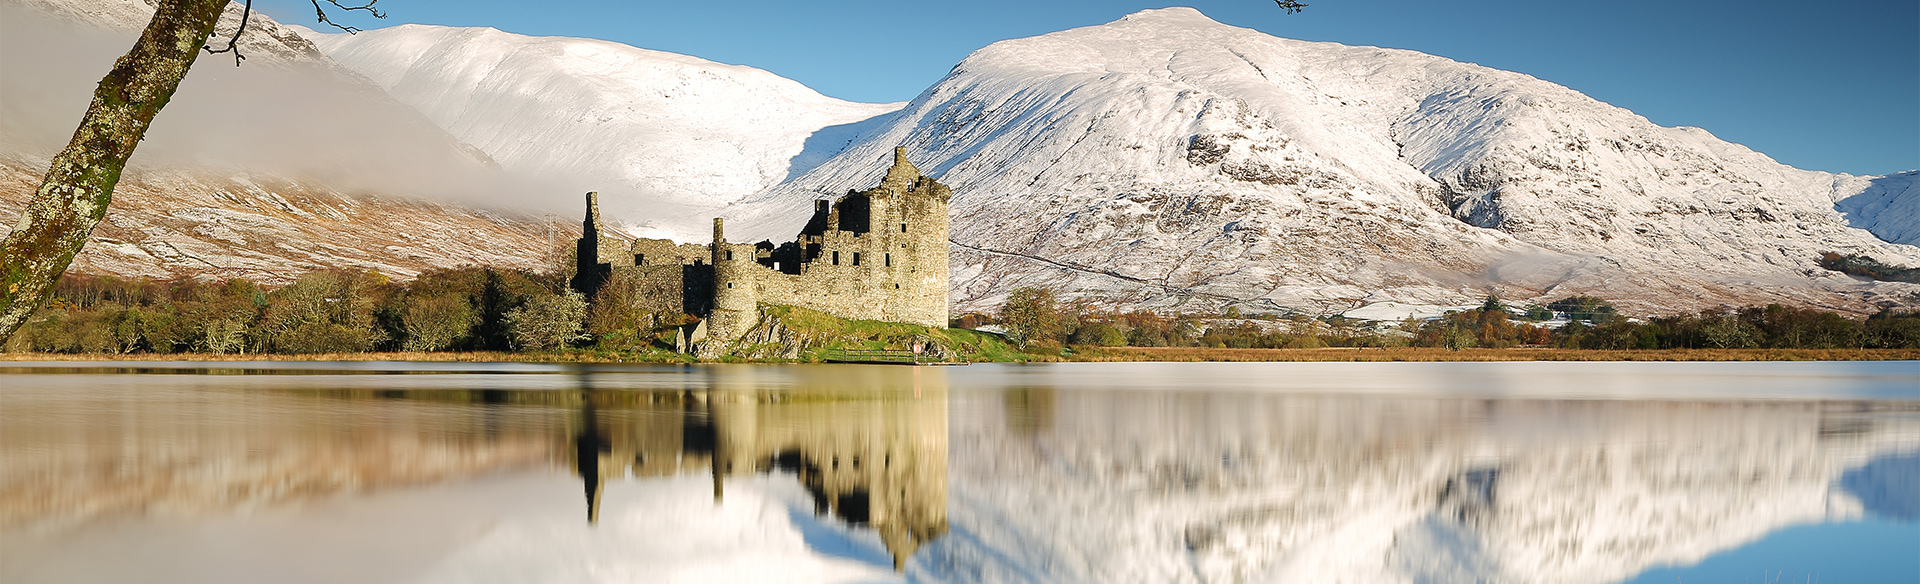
(1, 361, 1915, 583)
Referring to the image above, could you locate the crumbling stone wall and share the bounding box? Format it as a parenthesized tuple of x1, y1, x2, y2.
(577, 147, 951, 354)
(706, 147, 951, 346)
(626, 238, 713, 315)
(569, 192, 633, 299)
(574, 200, 716, 316)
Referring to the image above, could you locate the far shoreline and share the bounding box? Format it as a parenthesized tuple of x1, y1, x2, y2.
(3, 347, 1916, 364)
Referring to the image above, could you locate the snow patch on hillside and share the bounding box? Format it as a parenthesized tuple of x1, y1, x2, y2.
(304, 24, 903, 240)
(1834, 171, 1920, 245)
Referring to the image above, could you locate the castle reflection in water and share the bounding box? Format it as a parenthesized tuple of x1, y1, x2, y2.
(6, 362, 1913, 584)
(566, 366, 949, 571)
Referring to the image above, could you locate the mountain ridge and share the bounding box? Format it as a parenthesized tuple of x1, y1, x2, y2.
(726, 7, 1918, 315)
(7, 2, 1913, 316)
(301, 22, 903, 239)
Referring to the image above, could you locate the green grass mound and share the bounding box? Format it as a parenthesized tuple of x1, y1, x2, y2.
(725, 304, 1028, 363)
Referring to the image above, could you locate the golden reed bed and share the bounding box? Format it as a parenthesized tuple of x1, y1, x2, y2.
(1070, 346, 1920, 362)
(2, 347, 1917, 363)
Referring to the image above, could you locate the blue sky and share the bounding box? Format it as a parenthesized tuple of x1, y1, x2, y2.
(255, 0, 1917, 177)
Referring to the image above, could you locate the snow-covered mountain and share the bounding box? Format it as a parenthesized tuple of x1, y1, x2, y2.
(302, 24, 902, 240)
(1834, 170, 1920, 246)
(12, 1, 1915, 311)
(729, 8, 1919, 314)
(0, 0, 566, 281)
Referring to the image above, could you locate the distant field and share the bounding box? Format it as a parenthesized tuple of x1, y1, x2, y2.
(0, 351, 660, 363)
(1068, 346, 1920, 362)
(4, 347, 1917, 363)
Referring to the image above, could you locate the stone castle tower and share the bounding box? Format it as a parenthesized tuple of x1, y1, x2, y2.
(569, 192, 623, 299)
(575, 147, 951, 351)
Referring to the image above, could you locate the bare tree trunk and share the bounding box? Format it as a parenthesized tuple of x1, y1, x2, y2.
(0, 0, 229, 344)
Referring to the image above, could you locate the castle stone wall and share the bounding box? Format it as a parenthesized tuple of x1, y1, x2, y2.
(579, 147, 951, 353)
(708, 148, 950, 343)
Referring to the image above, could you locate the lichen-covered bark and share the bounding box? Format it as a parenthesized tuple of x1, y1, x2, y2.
(0, 0, 228, 344)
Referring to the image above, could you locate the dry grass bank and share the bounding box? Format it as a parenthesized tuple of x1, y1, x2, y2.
(0, 351, 679, 363)
(4, 347, 1916, 363)
(1069, 346, 1920, 362)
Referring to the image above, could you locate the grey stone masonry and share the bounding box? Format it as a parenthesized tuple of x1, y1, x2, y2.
(573, 191, 715, 316)
(569, 192, 633, 299)
(576, 147, 951, 352)
(707, 147, 951, 344)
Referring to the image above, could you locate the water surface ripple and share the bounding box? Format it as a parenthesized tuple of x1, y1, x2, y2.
(1, 362, 1914, 583)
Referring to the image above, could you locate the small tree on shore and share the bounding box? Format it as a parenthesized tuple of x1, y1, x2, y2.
(505, 290, 587, 351)
(999, 288, 1065, 349)
(255, 270, 388, 353)
(401, 292, 476, 352)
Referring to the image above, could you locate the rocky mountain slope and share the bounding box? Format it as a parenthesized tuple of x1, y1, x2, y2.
(11, 2, 1914, 313)
(729, 8, 1919, 315)
(0, 154, 567, 283)
(0, 0, 565, 283)
(302, 24, 903, 240)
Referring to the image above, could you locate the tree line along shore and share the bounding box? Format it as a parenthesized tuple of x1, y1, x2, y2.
(4, 269, 1917, 361)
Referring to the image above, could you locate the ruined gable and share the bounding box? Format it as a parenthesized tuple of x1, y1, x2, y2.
(569, 191, 632, 299)
(572, 193, 714, 317)
(706, 147, 951, 346)
(574, 147, 951, 354)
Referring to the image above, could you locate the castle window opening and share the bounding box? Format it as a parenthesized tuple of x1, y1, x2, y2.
(724, 250, 733, 261)
(900, 223, 907, 233)
(832, 251, 840, 265)
(884, 253, 891, 267)
(634, 254, 645, 266)
(852, 252, 861, 266)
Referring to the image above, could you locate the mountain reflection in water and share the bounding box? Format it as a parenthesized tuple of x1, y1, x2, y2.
(0, 362, 1914, 584)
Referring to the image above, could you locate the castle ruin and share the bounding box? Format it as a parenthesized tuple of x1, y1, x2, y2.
(572, 147, 951, 352)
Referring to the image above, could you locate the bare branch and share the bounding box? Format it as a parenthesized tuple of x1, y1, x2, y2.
(311, 0, 386, 34)
(199, 0, 252, 67)
(1274, 0, 1308, 14)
